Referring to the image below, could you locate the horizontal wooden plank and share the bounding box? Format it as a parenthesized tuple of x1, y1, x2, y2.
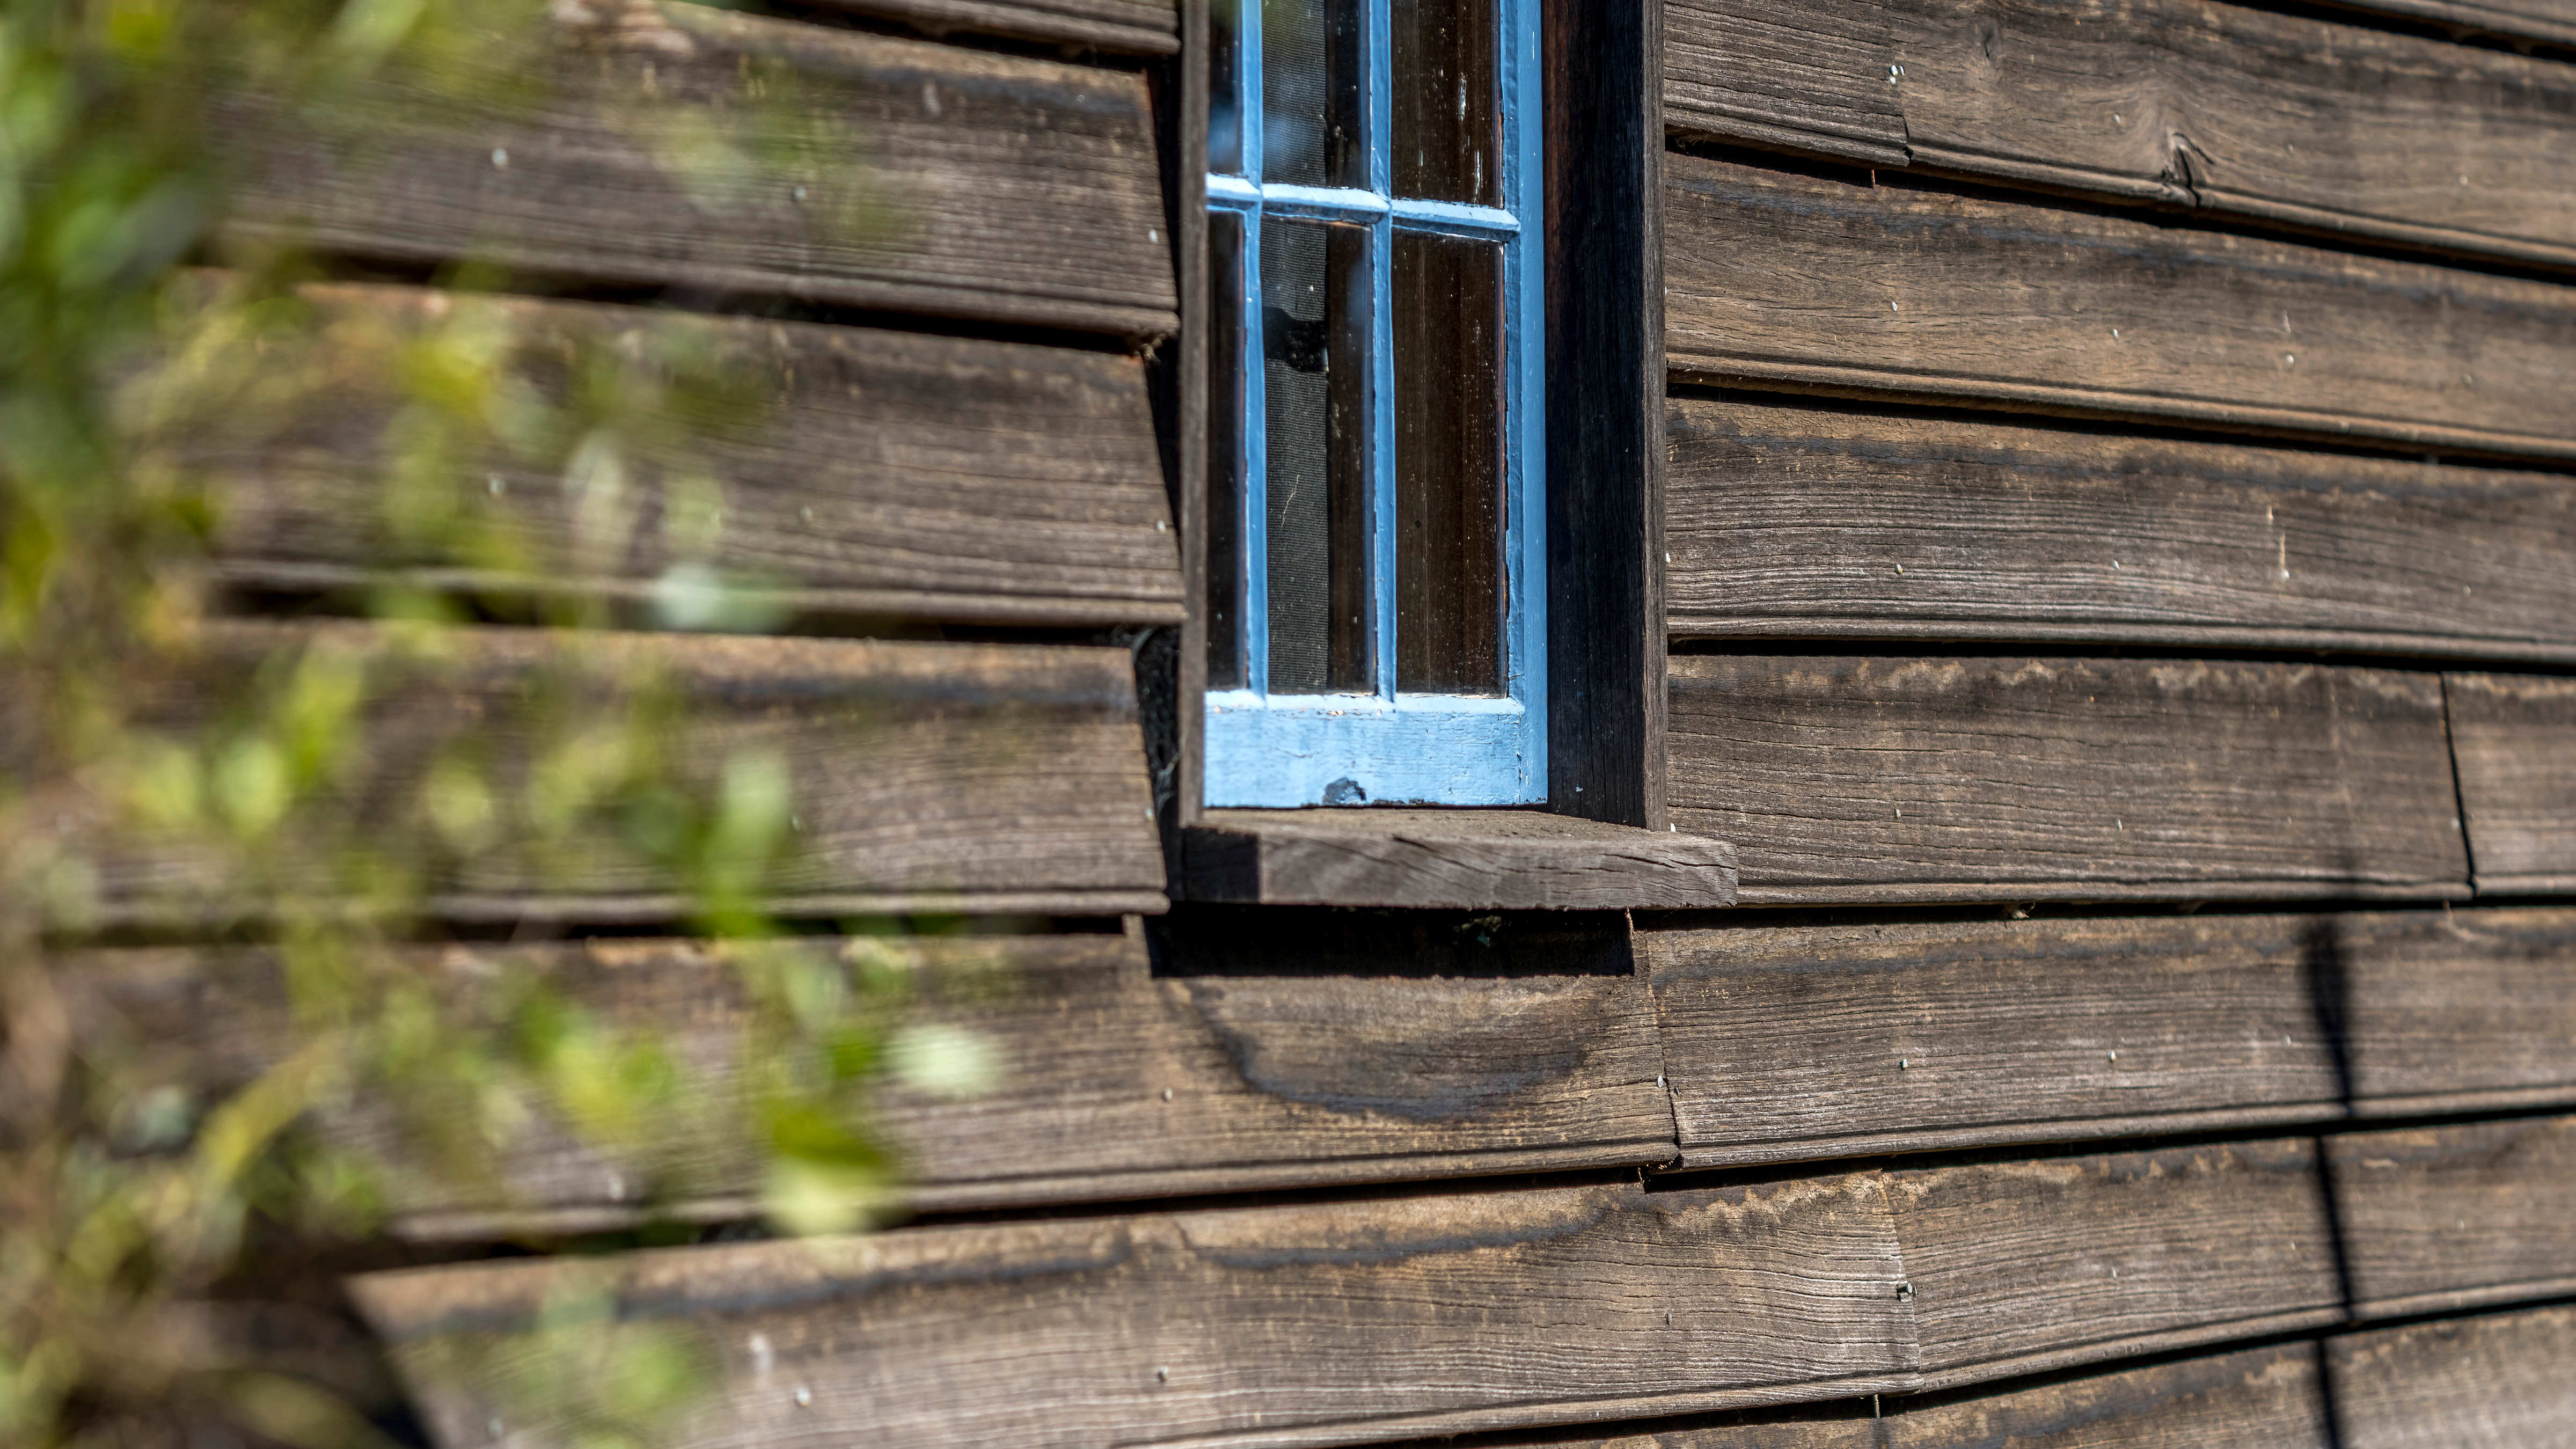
(1664, 152, 2576, 460)
(2316, 0, 2576, 49)
(1893, 1137, 2347, 1379)
(1181, 809, 1739, 909)
(821, 0, 1178, 52)
(2332, 1114, 2576, 1315)
(1665, 0, 2576, 270)
(64, 931, 1675, 1235)
(1666, 655, 2469, 905)
(2445, 672, 2576, 895)
(203, 284, 1181, 627)
(352, 1117, 2576, 1447)
(2333, 1303, 2576, 1447)
(1885, 1342, 2328, 1448)
(1650, 908, 2576, 1170)
(1573, 1304, 2576, 1447)
(47, 622, 1164, 923)
(227, 2, 1175, 335)
(1665, 0, 1907, 166)
(354, 1177, 1918, 1448)
(1664, 398, 2576, 659)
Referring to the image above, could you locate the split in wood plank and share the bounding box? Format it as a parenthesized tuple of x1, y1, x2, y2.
(1181, 809, 1737, 910)
(225, 1, 1176, 336)
(355, 1176, 1918, 1448)
(30, 621, 1166, 926)
(200, 283, 1182, 628)
(2445, 672, 2576, 895)
(1567, 1302, 2576, 1447)
(1649, 908, 2576, 1169)
(1664, 152, 2576, 462)
(1665, 397, 2576, 661)
(58, 930, 1674, 1237)
(1665, 0, 2576, 270)
(350, 1116, 2576, 1448)
(811, 0, 1177, 53)
(1665, 654, 2469, 905)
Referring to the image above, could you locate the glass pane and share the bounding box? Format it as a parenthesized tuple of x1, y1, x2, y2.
(1392, 0, 1499, 204)
(1207, 211, 1246, 688)
(1262, 0, 1363, 188)
(1210, 0, 1242, 173)
(1393, 230, 1503, 694)
(1262, 217, 1370, 694)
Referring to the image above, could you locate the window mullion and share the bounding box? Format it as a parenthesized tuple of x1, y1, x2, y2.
(1365, 0, 1396, 702)
(1239, 197, 1269, 698)
(1236, 0, 1261, 184)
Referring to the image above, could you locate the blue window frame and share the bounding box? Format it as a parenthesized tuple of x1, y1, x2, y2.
(1203, 0, 1545, 809)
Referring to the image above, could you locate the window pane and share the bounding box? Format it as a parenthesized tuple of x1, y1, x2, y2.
(1393, 230, 1502, 694)
(1210, 1, 1243, 173)
(1207, 211, 1247, 688)
(1262, 0, 1363, 188)
(1262, 217, 1370, 694)
(1392, 0, 1499, 204)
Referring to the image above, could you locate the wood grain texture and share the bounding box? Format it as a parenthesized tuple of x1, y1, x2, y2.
(204, 284, 1181, 626)
(1664, 0, 2576, 269)
(1881, 1343, 2328, 1448)
(226, 1, 1175, 335)
(1181, 809, 1737, 909)
(1546, 0, 1673, 829)
(2312, 0, 2576, 49)
(2333, 1304, 2576, 1448)
(353, 1177, 1916, 1449)
(1893, 1138, 2346, 1379)
(353, 1119, 2576, 1444)
(1665, 0, 1907, 166)
(1666, 655, 2469, 904)
(2445, 672, 2576, 895)
(814, 0, 1177, 53)
(2332, 1115, 2576, 1315)
(349, 1118, 2576, 1447)
(65, 932, 1674, 1234)
(49, 621, 1165, 923)
(1663, 152, 2576, 460)
(1649, 908, 2576, 1169)
(1664, 398, 2576, 659)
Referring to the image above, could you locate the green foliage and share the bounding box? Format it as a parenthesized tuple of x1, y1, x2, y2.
(0, 1, 990, 1444)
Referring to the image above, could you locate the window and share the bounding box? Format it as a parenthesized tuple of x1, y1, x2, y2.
(1203, 0, 1543, 809)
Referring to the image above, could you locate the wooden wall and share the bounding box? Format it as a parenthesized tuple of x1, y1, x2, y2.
(103, 0, 2576, 1443)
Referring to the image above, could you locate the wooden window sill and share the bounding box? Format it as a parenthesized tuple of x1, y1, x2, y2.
(1180, 809, 1738, 910)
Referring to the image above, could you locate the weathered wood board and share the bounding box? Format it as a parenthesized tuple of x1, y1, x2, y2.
(1892, 1138, 2346, 1379)
(1879, 1342, 2329, 1448)
(44, 621, 1165, 923)
(199, 284, 1181, 627)
(1649, 909, 2576, 1168)
(63, 932, 1675, 1235)
(1571, 1306, 2576, 1446)
(227, 2, 1175, 335)
(2333, 1304, 2576, 1448)
(2445, 672, 2576, 895)
(1664, 398, 2576, 658)
(2331, 1115, 2576, 1314)
(1665, 0, 2576, 270)
(1665, 655, 2468, 904)
(2317, 0, 2576, 49)
(353, 1177, 1918, 1448)
(822, 0, 1178, 53)
(1663, 153, 2576, 460)
(1181, 809, 1738, 909)
(349, 1118, 2576, 1447)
